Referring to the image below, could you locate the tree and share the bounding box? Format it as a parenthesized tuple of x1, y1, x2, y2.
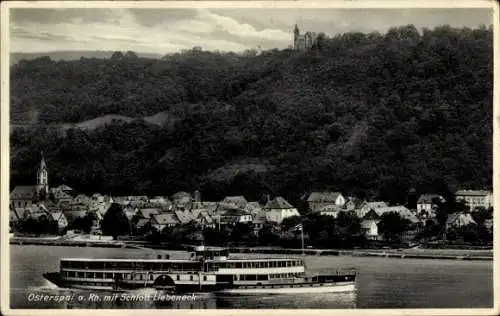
(258, 223, 280, 246)
(101, 203, 131, 239)
(377, 212, 412, 243)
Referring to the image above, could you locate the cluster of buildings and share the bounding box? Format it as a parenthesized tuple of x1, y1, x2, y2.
(9, 155, 494, 240)
(293, 24, 322, 51)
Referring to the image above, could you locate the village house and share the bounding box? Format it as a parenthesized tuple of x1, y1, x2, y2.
(455, 190, 493, 210)
(192, 201, 219, 216)
(50, 187, 74, 204)
(252, 209, 267, 233)
(307, 191, 346, 212)
(174, 209, 193, 225)
(417, 194, 446, 213)
(221, 196, 248, 209)
(264, 196, 300, 224)
(318, 204, 344, 218)
(171, 191, 193, 210)
(356, 201, 389, 218)
(244, 201, 263, 215)
(343, 196, 363, 211)
(150, 213, 180, 232)
(149, 196, 172, 209)
(358, 206, 420, 240)
(48, 211, 69, 234)
(217, 207, 253, 226)
(10, 186, 37, 208)
(445, 212, 477, 230)
(197, 211, 216, 229)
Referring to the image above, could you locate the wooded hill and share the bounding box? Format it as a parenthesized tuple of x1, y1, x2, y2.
(10, 24, 493, 208)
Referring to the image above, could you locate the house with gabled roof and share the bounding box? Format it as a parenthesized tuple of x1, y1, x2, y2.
(151, 213, 180, 232)
(198, 211, 215, 228)
(218, 206, 252, 225)
(171, 192, 193, 210)
(175, 209, 192, 225)
(10, 186, 37, 208)
(264, 196, 300, 224)
(318, 204, 344, 218)
(136, 218, 152, 233)
(221, 196, 248, 209)
(307, 191, 345, 212)
(446, 213, 477, 229)
(358, 205, 420, 240)
(245, 201, 263, 215)
(12, 207, 29, 222)
(192, 201, 219, 215)
(417, 194, 445, 213)
(344, 196, 364, 211)
(356, 201, 389, 218)
(455, 190, 493, 210)
(48, 211, 69, 233)
(50, 188, 74, 204)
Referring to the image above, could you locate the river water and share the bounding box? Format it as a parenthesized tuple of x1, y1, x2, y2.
(9, 245, 493, 309)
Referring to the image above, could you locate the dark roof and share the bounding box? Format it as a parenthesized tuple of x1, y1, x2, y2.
(417, 194, 445, 204)
(138, 208, 160, 219)
(264, 196, 294, 209)
(307, 192, 342, 202)
(152, 213, 179, 225)
(10, 186, 37, 200)
(221, 196, 248, 207)
(49, 212, 65, 222)
(455, 190, 492, 197)
(221, 208, 249, 217)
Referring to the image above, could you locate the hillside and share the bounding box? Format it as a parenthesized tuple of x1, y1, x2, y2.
(10, 51, 162, 66)
(9, 25, 493, 206)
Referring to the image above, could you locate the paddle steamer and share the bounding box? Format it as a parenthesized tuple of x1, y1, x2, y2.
(43, 246, 356, 294)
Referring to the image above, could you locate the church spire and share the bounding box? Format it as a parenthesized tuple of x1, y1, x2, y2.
(36, 151, 49, 199)
(293, 24, 301, 50)
(40, 151, 47, 170)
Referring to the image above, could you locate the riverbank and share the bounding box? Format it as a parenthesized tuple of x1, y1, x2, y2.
(9, 236, 493, 261)
(10, 236, 127, 248)
(226, 246, 493, 261)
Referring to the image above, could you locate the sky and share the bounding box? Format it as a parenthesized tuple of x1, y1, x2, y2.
(9, 6, 494, 54)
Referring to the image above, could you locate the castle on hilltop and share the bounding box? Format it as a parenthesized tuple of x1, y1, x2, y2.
(293, 24, 320, 50)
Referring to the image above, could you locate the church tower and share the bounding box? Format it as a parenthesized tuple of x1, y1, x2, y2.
(36, 152, 49, 199)
(293, 24, 300, 49)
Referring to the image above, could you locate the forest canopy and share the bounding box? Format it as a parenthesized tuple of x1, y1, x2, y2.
(10, 24, 493, 207)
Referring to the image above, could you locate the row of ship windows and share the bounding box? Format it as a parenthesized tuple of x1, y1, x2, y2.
(218, 261, 303, 269)
(236, 273, 303, 281)
(62, 271, 209, 282)
(62, 271, 303, 281)
(61, 260, 304, 271)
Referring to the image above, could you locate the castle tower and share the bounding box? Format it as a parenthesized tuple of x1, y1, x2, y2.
(36, 151, 49, 199)
(293, 24, 300, 49)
